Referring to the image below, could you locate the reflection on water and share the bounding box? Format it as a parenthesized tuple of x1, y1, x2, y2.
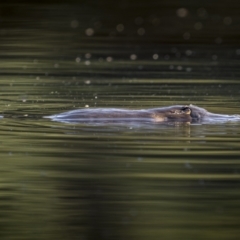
(0, 2, 240, 240)
(1, 116, 240, 239)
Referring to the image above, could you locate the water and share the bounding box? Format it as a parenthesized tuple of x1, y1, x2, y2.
(1, 2, 240, 240)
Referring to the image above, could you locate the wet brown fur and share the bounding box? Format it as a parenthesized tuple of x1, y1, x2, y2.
(47, 105, 193, 123)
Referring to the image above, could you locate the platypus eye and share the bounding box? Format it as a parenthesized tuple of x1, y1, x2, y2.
(181, 106, 191, 114)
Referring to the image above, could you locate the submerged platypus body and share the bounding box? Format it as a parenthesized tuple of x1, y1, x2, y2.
(45, 104, 240, 124)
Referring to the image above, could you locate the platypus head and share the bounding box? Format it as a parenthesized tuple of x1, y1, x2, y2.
(156, 105, 192, 122)
(154, 104, 209, 122)
(180, 104, 208, 121)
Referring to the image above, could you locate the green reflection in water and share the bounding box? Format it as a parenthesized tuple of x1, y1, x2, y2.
(1, 117, 240, 239)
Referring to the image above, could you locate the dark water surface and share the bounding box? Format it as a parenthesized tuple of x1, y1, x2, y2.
(1, 2, 240, 240)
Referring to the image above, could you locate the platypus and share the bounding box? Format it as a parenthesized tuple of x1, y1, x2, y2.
(45, 104, 240, 124)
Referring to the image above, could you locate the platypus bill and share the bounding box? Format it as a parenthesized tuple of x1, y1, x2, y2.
(45, 104, 240, 124)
